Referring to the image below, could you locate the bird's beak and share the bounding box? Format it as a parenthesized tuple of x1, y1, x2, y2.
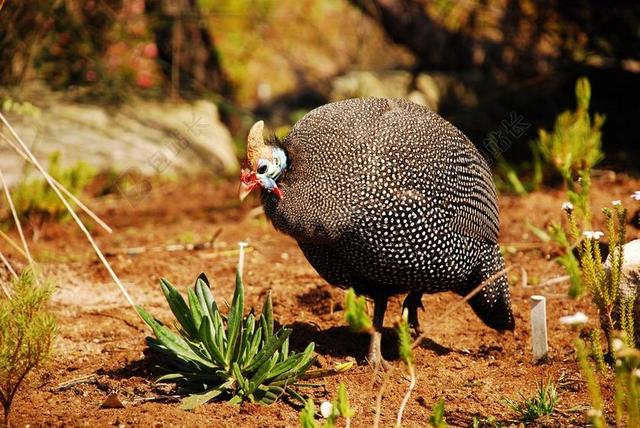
(239, 181, 255, 202)
(239, 169, 259, 202)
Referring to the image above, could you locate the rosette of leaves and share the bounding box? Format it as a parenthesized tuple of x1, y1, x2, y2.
(136, 271, 316, 410)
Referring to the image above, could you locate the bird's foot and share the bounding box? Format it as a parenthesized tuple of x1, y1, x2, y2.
(367, 331, 389, 370)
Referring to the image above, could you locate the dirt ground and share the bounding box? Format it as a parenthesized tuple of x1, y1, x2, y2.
(4, 173, 640, 427)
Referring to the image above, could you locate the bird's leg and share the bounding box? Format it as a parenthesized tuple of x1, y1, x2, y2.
(367, 295, 388, 367)
(402, 291, 424, 338)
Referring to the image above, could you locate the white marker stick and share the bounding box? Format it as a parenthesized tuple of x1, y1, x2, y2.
(530, 295, 548, 361)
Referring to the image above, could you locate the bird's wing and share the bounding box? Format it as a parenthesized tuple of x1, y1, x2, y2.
(445, 149, 500, 244)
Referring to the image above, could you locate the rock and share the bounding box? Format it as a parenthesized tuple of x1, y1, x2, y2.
(605, 239, 640, 345)
(0, 93, 238, 186)
(329, 70, 480, 113)
(330, 70, 413, 102)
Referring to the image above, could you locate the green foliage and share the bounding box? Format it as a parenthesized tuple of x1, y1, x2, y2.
(397, 308, 413, 368)
(297, 382, 354, 428)
(533, 77, 605, 188)
(576, 336, 640, 428)
(0, 269, 56, 425)
(576, 338, 606, 427)
(344, 288, 372, 333)
(429, 399, 448, 428)
(504, 378, 558, 422)
(1, 97, 41, 118)
(3, 151, 95, 225)
(590, 329, 606, 373)
(570, 203, 632, 347)
(138, 271, 316, 409)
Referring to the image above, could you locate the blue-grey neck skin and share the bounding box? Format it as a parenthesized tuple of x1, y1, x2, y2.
(257, 147, 287, 192)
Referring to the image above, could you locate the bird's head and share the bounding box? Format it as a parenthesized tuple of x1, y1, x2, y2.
(239, 120, 287, 201)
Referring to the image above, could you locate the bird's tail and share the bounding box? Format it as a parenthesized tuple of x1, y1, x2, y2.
(465, 244, 515, 331)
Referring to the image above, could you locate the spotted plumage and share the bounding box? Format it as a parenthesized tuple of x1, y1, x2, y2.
(240, 97, 515, 362)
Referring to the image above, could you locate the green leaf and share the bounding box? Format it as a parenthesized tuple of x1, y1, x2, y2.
(179, 383, 230, 411)
(225, 270, 245, 364)
(344, 288, 372, 333)
(244, 328, 292, 373)
(136, 306, 214, 369)
(429, 399, 448, 428)
(247, 352, 279, 394)
(198, 315, 227, 367)
(160, 278, 197, 338)
(187, 288, 203, 332)
(299, 398, 318, 428)
(232, 362, 248, 393)
(336, 382, 354, 418)
(195, 275, 219, 320)
(261, 291, 274, 341)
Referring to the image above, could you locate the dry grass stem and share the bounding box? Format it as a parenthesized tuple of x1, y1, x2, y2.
(0, 167, 36, 273)
(0, 229, 28, 259)
(0, 132, 112, 234)
(0, 113, 138, 314)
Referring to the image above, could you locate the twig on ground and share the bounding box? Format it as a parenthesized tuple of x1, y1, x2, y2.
(127, 395, 182, 404)
(52, 374, 98, 391)
(372, 365, 394, 428)
(0, 113, 139, 315)
(396, 365, 416, 428)
(0, 167, 37, 276)
(105, 229, 222, 257)
(0, 132, 112, 234)
(538, 275, 570, 288)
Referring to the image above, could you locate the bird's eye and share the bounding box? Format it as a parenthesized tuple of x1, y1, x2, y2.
(257, 164, 268, 174)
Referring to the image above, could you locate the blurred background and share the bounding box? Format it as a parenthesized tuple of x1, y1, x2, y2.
(0, 0, 639, 189)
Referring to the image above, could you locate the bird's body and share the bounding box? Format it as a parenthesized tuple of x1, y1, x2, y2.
(241, 97, 514, 362)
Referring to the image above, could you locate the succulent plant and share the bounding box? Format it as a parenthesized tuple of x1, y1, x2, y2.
(137, 270, 316, 410)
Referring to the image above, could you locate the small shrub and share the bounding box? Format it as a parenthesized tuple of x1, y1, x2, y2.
(533, 77, 605, 189)
(3, 151, 95, 226)
(567, 203, 633, 348)
(429, 399, 448, 428)
(298, 383, 354, 428)
(575, 335, 640, 427)
(504, 378, 558, 422)
(137, 270, 316, 409)
(0, 269, 56, 425)
(344, 288, 372, 333)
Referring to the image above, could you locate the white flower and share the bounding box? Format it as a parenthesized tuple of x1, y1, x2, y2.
(611, 338, 624, 353)
(632, 191, 640, 201)
(633, 369, 640, 379)
(583, 231, 604, 240)
(612, 200, 621, 206)
(559, 312, 588, 326)
(562, 202, 574, 212)
(320, 401, 333, 419)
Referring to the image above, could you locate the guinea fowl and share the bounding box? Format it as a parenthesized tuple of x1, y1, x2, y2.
(239, 98, 515, 364)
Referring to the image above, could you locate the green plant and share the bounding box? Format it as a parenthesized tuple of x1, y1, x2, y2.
(344, 288, 372, 333)
(504, 378, 558, 422)
(533, 77, 605, 188)
(568, 203, 634, 348)
(298, 382, 354, 428)
(3, 151, 95, 225)
(0, 269, 56, 425)
(429, 399, 448, 428)
(575, 335, 640, 427)
(137, 270, 316, 410)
